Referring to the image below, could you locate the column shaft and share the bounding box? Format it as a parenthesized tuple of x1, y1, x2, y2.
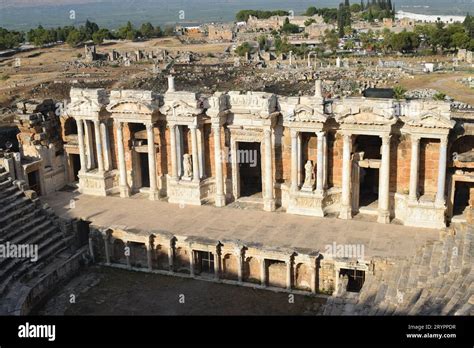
(264, 129, 275, 211)
(146, 123, 159, 200)
(260, 258, 266, 286)
(316, 131, 325, 192)
(190, 126, 200, 182)
(76, 119, 87, 173)
(436, 137, 448, 206)
(286, 260, 292, 290)
(146, 242, 153, 271)
(291, 130, 298, 192)
(115, 121, 130, 197)
(169, 125, 179, 180)
(378, 135, 391, 224)
(103, 236, 110, 264)
(236, 250, 243, 282)
(213, 125, 225, 207)
(189, 248, 194, 277)
(409, 136, 420, 202)
(168, 242, 174, 272)
(93, 120, 104, 173)
(339, 134, 352, 219)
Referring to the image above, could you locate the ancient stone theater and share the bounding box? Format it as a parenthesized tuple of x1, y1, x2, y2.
(1, 77, 473, 315)
(63, 77, 474, 228)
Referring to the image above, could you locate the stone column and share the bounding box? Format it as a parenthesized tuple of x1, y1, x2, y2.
(176, 126, 183, 177)
(378, 135, 391, 224)
(146, 123, 159, 200)
(101, 122, 112, 172)
(339, 133, 352, 219)
(264, 128, 275, 212)
(198, 126, 205, 179)
(168, 240, 174, 272)
(84, 120, 95, 170)
(323, 134, 328, 189)
(236, 248, 243, 283)
(286, 258, 292, 290)
(436, 137, 448, 206)
(103, 234, 110, 264)
(213, 124, 226, 207)
(316, 131, 325, 193)
(260, 257, 266, 287)
(115, 121, 130, 198)
(146, 240, 153, 271)
(409, 135, 420, 202)
(214, 247, 220, 280)
(88, 236, 95, 262)
(190, 125, 200, 183)
(76, 119, 87, 173)
(93, 120, 104, 173)
(169, 125, 179, 180)
(125, 242, 131, 269)
(297, 133, 302, 186)
(310, 264, 317, 294)
(291, 130, 298, 192)
(188, 247, 195, 277)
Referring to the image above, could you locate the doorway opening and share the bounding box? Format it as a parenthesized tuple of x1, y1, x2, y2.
(453, 181, 472, 218)
(139, 152, 150, 188)
(70, 154, 81, 181)
(194, 251, 215, 275)
(339, 268, 365, 293)
(359, 167, 379, 208)
(238, 142, 262, 198)
(27, 170, 41, 196)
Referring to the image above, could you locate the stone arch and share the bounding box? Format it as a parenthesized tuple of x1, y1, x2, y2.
(64, 117, 78, 136)
(295, 263, 311, 291)
(112, 239, 127, 264)
(222, 253, 239, 280)
(174, 246, 190, 274)
(129, 241, 147, 268)
(242, 256, 260, 284)
(450, 135, 474, 166)
(153, 244, 169, 270)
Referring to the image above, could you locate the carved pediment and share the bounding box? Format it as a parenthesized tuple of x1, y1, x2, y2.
(107, 100, 157, 114)
(404, 112, 455, 129)
(334, 101, 398, 126)
(160, 100, 203, 117)
(67, 98, 104, 115)
(287, 104, 328, 123)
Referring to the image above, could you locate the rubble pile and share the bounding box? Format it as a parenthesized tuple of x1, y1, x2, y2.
(14, 100, 63, 150)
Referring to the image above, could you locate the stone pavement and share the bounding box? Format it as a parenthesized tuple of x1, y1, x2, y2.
(41, 191, 441, 260)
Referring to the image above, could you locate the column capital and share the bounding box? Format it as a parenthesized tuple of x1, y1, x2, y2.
(188, 124, 197, 130)
(316, 130, 326, 138)
(380, 134, 391, 145)
(439, 136, 448, 147)
(264, 128, 272, 137)
(411, 134, 421, 143)
(145, 122, 154, 130)
(290, 129, 298, 139)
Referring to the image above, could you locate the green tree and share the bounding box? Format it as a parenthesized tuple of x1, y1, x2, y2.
(235, 42, 253, 56)
(66, 29, 83, 47)
(451, 31, 470, 49)
(393, 86, 406, 100)
(140, 22, 155, 39)
(281, 17, 300, 34)
(323, 29, 339, 51)
(92, 28, 112, 45)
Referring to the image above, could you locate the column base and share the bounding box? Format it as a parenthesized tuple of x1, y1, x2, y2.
(339, 205, 352, 220)
(264, 199, 276, 212)
(377, 210, 390, 224)
(119, 185, 130, 198)
(215, 194, 226, 207)
(149, 190, 160, 201)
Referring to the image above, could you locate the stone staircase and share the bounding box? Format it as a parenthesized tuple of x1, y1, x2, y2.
(0, 166, 76, 314)
(323, 223, 473, 315)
